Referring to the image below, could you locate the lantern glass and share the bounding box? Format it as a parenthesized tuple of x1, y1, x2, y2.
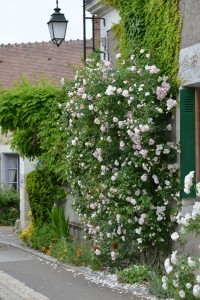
(47, 4, 68, 47)
(48, 21, 68, 45)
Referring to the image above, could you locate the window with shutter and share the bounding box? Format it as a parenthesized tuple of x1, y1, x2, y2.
(180, 88, 195, 198)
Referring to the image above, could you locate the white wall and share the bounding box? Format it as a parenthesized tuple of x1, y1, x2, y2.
(19, 157, 36, 229)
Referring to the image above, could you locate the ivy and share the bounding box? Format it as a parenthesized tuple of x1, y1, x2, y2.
(102, 0, 182, 80)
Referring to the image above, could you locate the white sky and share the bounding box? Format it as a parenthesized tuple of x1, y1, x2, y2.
(0, 0, 92, 45)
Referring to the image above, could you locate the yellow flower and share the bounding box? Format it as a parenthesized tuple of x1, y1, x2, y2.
(46, 250, 51, 255)
(41, 246, 46, 251)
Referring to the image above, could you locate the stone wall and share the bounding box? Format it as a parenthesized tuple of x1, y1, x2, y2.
(179, 0, 200, 49)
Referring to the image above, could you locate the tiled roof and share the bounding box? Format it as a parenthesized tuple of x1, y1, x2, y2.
(0, 40, 91, 89)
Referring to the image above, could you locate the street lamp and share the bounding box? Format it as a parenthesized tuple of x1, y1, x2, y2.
(47, 0, 68, 47)
(48, 0, 105, 59)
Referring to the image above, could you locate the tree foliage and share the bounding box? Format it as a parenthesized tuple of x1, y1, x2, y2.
(0, 79, 67, 160)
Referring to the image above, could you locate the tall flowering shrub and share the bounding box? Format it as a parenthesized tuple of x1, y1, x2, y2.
(61, 51, 180, 265)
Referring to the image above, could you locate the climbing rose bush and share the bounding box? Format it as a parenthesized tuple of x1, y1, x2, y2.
(162, 172, 200, 299)
(61, 51, 180, 265)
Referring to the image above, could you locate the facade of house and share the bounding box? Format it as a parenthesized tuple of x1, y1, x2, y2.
(86, 0, 120, 62)
(0, 40, 87, 228)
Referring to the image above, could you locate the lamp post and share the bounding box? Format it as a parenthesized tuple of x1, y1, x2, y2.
(47, 0, 68, 47)
(48, 0, 105, 60)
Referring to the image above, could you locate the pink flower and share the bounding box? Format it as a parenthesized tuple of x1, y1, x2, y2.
(146, 53, 150, 58)
(156, 86, 168, 100)
(105, 85, 116, 96)
(166, 99, 177, 110)
(149, 65, 160, 74)
(104, 60, 112, 67)
(122, 90, 129, 97)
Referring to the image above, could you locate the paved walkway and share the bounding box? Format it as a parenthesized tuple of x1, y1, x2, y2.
(0, 227, 159, 300)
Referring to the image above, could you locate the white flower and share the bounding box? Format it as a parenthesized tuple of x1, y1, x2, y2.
(167, 124, 172, 131)
(196, 183, 200, 197)
(89, 104, 94, 110)
(135, 227, 142, 234)
(95, 249, 101, 255)
(188, 257, 196, 267)
(192, 202, 200, 218)
(186, 283, 192, 289)
(184, 171, 195, 194)
(140, 49, 145, 54)
(171, 232, 179, 241)
(193, 284, 200, 297)
(178, 290, 185, 298)
(116, 53, 121, 59)
(113, 117, 118, 123)
(111, 251, 116, 260)
(171, 251, 178, 265)
(162, 276, 168, 290)
(196, 275, 200, 283)
(173, 280, 179, 288)
(141, 174, 148, 182)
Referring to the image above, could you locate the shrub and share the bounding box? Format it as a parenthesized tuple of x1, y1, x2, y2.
(0, 188, 20, 225)
(117, 264, 151, 284)
(26, 167, 66, 224)
(60, 51, 180, 267)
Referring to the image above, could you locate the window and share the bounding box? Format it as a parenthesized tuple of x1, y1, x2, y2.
(5, 154, 19, 190)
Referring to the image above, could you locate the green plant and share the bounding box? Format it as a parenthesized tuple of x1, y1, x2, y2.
(51, 239, 93, 266)
(0, 78, 67, 159)
(61, 52, 180, 267)
(26, 167, 66, 224)
(149, 271, 173, 299)
(117, 264, 151, 284)
(48, 206, 70, 241)
(28, 222, 57, 250)
(19, 220, 34, 244)
(102, 0, 181, 81)
(0, 188, 20, 225)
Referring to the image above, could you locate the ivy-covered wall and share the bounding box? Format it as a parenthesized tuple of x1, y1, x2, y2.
(102, 0, 182, 80)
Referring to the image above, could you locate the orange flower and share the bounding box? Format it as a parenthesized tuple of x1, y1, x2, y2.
(73, 257, 78, 262)
(77, 250, 82, 257)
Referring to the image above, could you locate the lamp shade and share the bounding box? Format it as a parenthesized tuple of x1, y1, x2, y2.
(47, 7, 68, 47)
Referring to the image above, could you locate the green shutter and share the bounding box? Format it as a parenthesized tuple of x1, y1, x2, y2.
(180, 88, 195, 198)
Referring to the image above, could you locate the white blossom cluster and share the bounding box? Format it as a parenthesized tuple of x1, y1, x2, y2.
(162, 172, 200, 298)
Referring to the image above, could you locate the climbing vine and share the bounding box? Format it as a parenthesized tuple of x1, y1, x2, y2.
(102, 0, 182, 80)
